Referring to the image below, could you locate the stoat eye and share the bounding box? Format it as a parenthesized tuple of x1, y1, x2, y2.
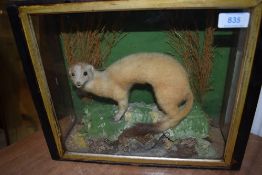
(71, 73, 75, 77)
(83, 71, 88, 76)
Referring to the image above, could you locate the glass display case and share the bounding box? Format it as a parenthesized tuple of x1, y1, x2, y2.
(8, 0, 261, 169)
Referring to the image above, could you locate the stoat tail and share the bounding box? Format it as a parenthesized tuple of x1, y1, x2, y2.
(119, 92, 194, 140)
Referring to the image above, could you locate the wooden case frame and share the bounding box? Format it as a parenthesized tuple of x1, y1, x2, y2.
(7, 0, 262, 169)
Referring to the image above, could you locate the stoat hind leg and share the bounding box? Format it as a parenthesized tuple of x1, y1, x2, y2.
(154, 87, 181, 130)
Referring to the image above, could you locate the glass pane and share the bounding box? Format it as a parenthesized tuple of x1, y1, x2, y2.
(31, 9, 248, 160)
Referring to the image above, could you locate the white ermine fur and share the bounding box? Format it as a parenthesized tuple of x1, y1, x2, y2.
(69, 53, 193, 136)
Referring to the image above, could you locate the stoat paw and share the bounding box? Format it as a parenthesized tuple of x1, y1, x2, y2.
(114, 113, 123, 121)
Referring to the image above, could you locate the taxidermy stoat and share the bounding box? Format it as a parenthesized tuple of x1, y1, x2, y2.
(69, 53, 193, 137)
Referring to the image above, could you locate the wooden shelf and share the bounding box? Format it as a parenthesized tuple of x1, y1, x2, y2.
(0, 130, 262, 174)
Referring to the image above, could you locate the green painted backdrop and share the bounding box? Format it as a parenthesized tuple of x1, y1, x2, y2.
(63, 11, 237, 119)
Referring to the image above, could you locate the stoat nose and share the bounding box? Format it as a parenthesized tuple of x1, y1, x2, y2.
(76, 81, 81, 87)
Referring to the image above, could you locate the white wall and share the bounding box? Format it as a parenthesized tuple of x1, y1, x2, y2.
(251, 87, 262, 136)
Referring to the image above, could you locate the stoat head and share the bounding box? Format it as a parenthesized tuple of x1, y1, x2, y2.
(68, 63, 94, 88)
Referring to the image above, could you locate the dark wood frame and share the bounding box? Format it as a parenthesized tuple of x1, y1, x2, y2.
(7, 0, 262, 169)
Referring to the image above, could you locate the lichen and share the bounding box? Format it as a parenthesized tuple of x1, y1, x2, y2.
(195, 138, 218, 158)
(79, 101, 209, 142)
(166, 104, 209, 140)
(80, 102, 125, 141)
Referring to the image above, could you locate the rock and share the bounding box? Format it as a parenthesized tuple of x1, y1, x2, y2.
(80, 101, 209, 142)
(75, 101, 216, 158)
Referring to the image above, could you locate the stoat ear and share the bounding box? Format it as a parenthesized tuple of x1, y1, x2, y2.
(68, 66, 73, 77)
(86, 64, 94, 79)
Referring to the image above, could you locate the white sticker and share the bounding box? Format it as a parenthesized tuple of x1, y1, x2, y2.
(218, 12, 250, 28)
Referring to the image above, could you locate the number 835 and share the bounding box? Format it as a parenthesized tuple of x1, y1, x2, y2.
(227, 16, 241, 23)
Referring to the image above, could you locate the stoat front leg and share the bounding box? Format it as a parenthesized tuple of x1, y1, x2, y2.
(114, 98, 128, 121)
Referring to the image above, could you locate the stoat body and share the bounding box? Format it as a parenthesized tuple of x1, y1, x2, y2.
(69, 53, 193, 136)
